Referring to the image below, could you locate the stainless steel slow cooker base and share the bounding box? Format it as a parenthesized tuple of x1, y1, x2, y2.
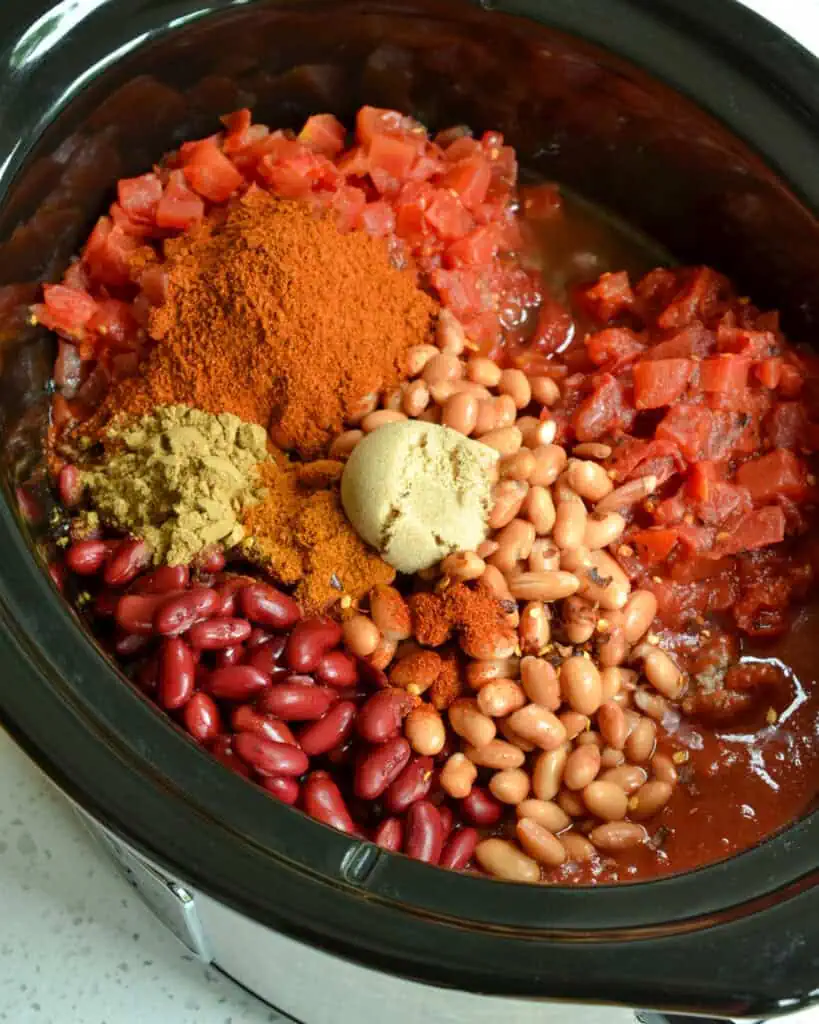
(74, 810, 753, 1024)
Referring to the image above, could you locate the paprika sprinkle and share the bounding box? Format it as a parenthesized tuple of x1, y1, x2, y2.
(94, 190, 437, 456)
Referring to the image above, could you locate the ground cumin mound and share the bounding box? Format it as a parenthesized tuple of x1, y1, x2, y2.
(103, 189, 437, 456)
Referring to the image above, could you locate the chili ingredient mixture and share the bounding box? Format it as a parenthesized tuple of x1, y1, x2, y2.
(35, 105, 819, 886)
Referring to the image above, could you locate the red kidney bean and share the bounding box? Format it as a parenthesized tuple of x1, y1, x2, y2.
(66, 539, 110, 576)
(439, 827, 479, 870)
(437, 804, 454, 843)
(286, 616, 343, 672)
(104, 538, 152, 587)
(214, 577, 248, 616)
(197, 546, 226, 573)
(316, 650, 359, 687)
(132, 565, 190, 594)
(245, 638, 288, 675)
(405, 801, 444, 864)
(158, 637, 195, 710)
(373, 817, 404, 852)
(214, 645, 244, 667)
(356, 688, 413, 744)
(239, 583, 301, 630)
(232, 706, 298, 747)
(354, 737, 411, 800)
(207, 665, 270, 700)
(95, 590, 120, 617)
(234, 732, 308, 776)
(385, 756, 434, 814)
(58, 464, 84, 507)
(262, 775, 300, 805)
(114, 631, 151, 658)
(134, 656, 159, 694)
(357, 661, 390, 691)
(303, 771, 355, 833)
(208, 736, 251, 778)
(155, 588, 219, 636)
(188, 617, 252, 650)
(246, 627, 274, 650)
(298, 701, 357, 756)
(461, 786, 504, 827)
(257, 680, 332, 721)
(183, 692, 221, 743)
(116, 594, 168, 635)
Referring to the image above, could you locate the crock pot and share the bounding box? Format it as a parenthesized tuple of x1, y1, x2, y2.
(1, 2, 819, 1022)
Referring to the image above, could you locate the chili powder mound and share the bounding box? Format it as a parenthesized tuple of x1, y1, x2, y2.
(104, 189, 437, 456)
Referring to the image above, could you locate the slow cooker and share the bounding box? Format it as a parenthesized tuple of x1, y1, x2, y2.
(1, 1, 819, 1021)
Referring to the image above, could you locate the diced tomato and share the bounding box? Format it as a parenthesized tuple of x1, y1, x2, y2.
(183, 138, 244, 202)
(755, 357, 783, 389)
(735, 449, 807, 503)
(327, 184, 367, 232)
(656, 266, 727, 330)
(530, 297, 573, 356)
(713, 506, 786, 556)
(519, 183, 562, 221)
(716, 326, 778, 358)
(444, 225, 499, 268)
(298, 114, 346, 157)
(355, 107, 423, 147)
(424, 190, 473, 240)
(685, 461, 721, 502)
(117, 173, 163, 225)
(763, 402, 809, 449)
(155, 171, 205, 230)
(692, 480, 752, 526)
(631, 528, 679, 563)
(778, 361, 803, 397)
(83, 217, 143, 288)
(572, 374, 631, 442)
(699, 355, 750, 392)
(368, 133, 419, 193)
(610, 438, 685, 484)
(586, 327, 645, 371)
(643, 321, 714, 361)
(443, 157, 492, 210)
(575, 270, 635, 323)
(632, 358, 693, 409)
(34, 284, 98, 338)
(656, 405, 712, 462)
(87, 299, 138, 347)
(359, 200, 396, 238)
(431, 268, 492, 320)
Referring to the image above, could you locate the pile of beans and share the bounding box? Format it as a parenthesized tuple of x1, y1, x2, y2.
(323, 310, 688, 881)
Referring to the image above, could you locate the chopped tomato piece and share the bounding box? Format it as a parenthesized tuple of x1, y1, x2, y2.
(359, 200, 396, 238)
(444, 224, 499, 268)
(575, 270, 635, 322)
(586, 327, 645, 371)
(572, 374, 631, 442)
(117, 173, 163, 225)
(656, 267, 727, 330)
(644, 321, 714, 361)
(631, 528, 679, 563)
(699, 355, 750, 392)
(327, 184, 367, 232)
(531, 298, 573, 356)
(763, 402, 809, 449)
(755, 357, 783, 389)
(443, 157, 491, 210)
(183, 138, 244, 202)
(424, 190, 473, 240)
(298, 114, 346, 157)
(713, 506, 786, 557)
(83, 217, 143, 288)
(778, 361, 803, 397)
(355, 106, 422, 147)
(430, 268, 491, 320)
(155, 171, 205, 230)
(632, 358, 693, 409)
(735, 449, 807, 503)
(656, 405, 712, 462)
(368, 133, 419, 193)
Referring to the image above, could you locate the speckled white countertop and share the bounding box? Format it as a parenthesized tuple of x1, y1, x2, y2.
(2, 2, 818, 1022)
